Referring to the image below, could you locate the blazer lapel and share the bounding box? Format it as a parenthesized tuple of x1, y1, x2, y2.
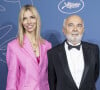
(38, 43, 45, 66)
(58, 41, 77, 89)
(38, 42, 49, 72)
(23, 35, 38, 64)
(79, 42, 90, 88)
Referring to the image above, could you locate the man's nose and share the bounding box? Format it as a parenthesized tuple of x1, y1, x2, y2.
(73, 26, 77, 31)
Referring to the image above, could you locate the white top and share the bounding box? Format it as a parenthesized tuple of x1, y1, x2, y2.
(64, 42, 84, 88)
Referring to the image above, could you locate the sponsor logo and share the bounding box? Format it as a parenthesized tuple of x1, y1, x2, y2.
(58, 0, 84, 14)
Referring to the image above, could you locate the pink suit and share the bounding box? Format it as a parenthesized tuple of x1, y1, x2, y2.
(6, 36, 51, 90)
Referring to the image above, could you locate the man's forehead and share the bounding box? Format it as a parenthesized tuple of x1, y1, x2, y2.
(66, 15, 83, 24)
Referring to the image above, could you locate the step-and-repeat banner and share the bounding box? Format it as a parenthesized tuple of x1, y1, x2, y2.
(0, 0, 100, 90)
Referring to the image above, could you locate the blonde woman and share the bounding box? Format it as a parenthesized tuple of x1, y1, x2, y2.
(6, 5, 51, 90)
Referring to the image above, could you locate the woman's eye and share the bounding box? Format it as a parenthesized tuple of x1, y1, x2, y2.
(23, 17, 27, 20)
(31, 16, 36, 19)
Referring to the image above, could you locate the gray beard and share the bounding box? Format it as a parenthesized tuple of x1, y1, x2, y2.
(66, 34, 83, 44)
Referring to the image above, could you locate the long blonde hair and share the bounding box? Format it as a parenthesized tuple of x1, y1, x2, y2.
(18, 5, 43, 46)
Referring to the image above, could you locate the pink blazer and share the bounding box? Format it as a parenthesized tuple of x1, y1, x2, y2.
(6, 36, 51, 90)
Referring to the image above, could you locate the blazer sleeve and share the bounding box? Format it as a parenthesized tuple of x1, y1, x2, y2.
(45, 40, 52, 50)
(6, 43, 19, 90)
(47, 51, 57, 90)
(94, 45, 99, 82)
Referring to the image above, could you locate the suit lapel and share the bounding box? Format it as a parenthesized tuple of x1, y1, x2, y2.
(58, 41, 91, 89)
(79, 42, 90, 88)
(58, 41, 77, 89)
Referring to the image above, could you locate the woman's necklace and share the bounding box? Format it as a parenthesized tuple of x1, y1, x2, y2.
(32, 43, 39, 57)
(32, 43, 38, 52)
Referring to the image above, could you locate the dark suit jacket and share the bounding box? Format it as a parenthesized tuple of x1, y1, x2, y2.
(47, 41, 99, 90)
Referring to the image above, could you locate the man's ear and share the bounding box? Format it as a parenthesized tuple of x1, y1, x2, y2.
(62, 28, 66, 35)
(83, 28, 84, 33)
